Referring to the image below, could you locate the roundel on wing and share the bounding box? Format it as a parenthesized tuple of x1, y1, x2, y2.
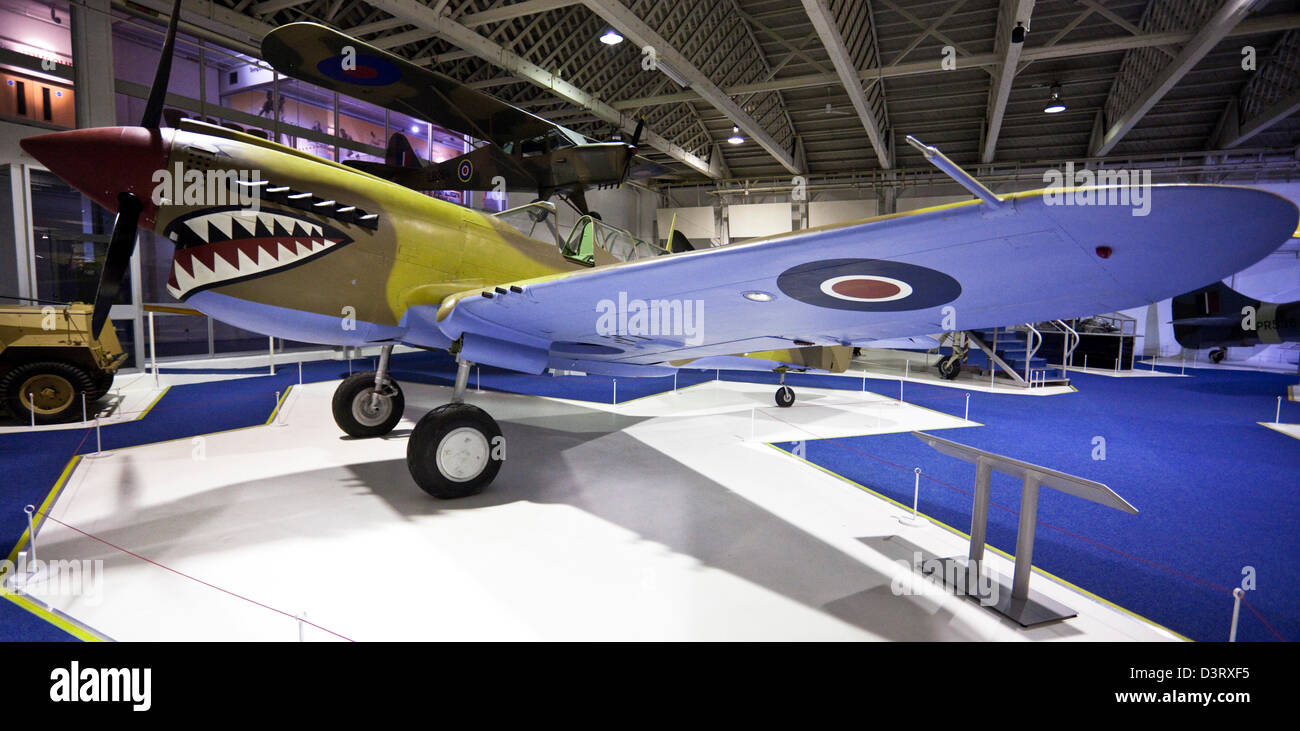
(457, 160, 474, 182)
(776, 258, 961, 312)
(315, 55, 402, 86)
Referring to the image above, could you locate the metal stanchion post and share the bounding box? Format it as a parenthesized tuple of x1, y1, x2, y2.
(965, 392, 970, 421)
(612, 379, 617, 406)
(28, 394, 34, 428)
(1229, 588, 1245, 642)
(23, 505, 37, 568)
(1276, 396, 1282, 423)
(81, 392, 87, 423)
(149, 311, 159, 389)
(268, 337, 276, 375)
(899, 468, 922, 525)
(298, 360, 303, 385)
(94, 415, 102, 455)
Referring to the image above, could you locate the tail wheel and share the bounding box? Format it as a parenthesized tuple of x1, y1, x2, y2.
(408, 403, 504, 499)
(1209, 348, 1227, 364)
(775, 385, 795, 408)
(937, 355, 962, 380)
(1, 361, 93, 424)
(331, 371, 404, 437)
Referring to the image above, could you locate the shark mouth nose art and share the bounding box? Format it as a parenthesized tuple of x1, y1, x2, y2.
(164, 207, 354, 300)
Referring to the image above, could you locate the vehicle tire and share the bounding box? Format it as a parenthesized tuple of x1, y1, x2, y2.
(331, 371, 404, 437)
(407, 403, 504, 499)
(775, 385, 795, 408)
(1, 361, 93, 424)
(1209, 348, 1227, 364)
(937, 355, 962, 380)
(86, 371, 115, 402)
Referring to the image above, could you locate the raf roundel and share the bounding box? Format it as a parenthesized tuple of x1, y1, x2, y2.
(776, 258, 961, 312)
(315, 55, 402, 87)
(457, 160, 473, 183)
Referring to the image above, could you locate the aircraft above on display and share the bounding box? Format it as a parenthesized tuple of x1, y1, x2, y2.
(20, 1, 1300, 498)
(1172, 280, 1299, 364)
(261, 22, 654, 217)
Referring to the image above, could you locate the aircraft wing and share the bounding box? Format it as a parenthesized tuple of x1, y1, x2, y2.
(427, 186, 1297, 376)
(262, 22, 559, 146)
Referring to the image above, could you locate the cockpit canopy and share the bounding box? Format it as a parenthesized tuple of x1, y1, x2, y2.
(501, 127, 587, 157)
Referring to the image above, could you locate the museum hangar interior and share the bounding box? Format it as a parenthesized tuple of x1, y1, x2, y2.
(0, 0, 1297, 643)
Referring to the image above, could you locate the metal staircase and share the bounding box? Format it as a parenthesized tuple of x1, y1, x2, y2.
(943, 322, 1075, 388)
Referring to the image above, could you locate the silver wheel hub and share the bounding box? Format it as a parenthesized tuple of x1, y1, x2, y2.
(351, 387, 392, 427)
(435, 427, 490, 482)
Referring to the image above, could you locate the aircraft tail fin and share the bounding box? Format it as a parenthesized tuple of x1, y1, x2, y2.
(385, 133, 423, 169)
(1171, 281, 1258, 349)
(667, 229, 695, 253)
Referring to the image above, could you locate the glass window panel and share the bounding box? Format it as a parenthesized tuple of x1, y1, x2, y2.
(29, 170, 119, 305)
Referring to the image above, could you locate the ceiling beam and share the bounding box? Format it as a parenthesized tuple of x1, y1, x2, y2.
(457, 0, 584, 27)
(981, 0, 1035, 163)
(250, 0, 314, 17)
(801, 0, 890, 168)
(362, 0, 715, 177)
(1092, 0, 1258, 157)
(1217, 29, 1300, 148)
(581, 0, 801, 174)
(611, 13, 1300, 109)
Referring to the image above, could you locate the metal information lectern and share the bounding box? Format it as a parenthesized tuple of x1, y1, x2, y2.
(912, 431, 1138, 627)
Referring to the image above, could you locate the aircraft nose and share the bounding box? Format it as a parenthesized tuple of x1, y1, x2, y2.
(21, 126, 171, 228)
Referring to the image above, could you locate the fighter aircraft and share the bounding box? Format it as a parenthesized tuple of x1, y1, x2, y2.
(20, 1, 1300, 498)
(1172, 281, 1299, 363)
(261, 22, 648, 216)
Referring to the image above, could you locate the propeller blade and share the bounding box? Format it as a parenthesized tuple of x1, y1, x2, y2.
(620, 116, 645, 184)
(630, 116, 644, 147)
(91, 193, 143, 338)
(139, 0, 184, 130)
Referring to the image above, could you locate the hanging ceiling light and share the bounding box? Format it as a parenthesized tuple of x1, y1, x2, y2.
(1043, 83, 1067, 114)
(728, 125, 744, 145)
(599, 28, 624, 45)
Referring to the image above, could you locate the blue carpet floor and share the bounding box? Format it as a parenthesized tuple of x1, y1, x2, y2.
(2, 356, 1294, 641)
(774, 366, 1299, 643)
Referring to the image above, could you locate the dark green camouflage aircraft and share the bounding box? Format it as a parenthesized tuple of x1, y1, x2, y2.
(261, 22, 648, 216)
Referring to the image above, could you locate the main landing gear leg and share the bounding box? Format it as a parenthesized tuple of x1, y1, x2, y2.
(407, 358, 504, 499)
(775, 370, 795, 408)
(331, 344, 404, 437)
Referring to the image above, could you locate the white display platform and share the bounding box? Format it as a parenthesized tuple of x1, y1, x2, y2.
(14, 377, 1180, 641)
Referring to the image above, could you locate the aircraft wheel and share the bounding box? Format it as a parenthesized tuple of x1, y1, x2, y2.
(937, 355, 962, 380)
(407, 403, 504, 499)
(1209, 348, 1227, 364)
(587, 211, 602, 221)
(775, 386, 795, 408)
(331, 371, 404, 437)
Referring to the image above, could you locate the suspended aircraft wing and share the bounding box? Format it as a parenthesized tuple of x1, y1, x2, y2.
(425, 186, 1298, 376)
(261, 22, 559, 146)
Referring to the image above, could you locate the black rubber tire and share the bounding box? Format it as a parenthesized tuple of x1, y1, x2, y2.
(587, 211, 602, 221)
(1, 361, 93, 424)
(86, 370, 116, 402)
(1209, 348, 1227, 364)
(775, 385, 795, 408)
(331, 371, 404, 437)
(937, 356, 962, 380)
(407, 403, 504, 499)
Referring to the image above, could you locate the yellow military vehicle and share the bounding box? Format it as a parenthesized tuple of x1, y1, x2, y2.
(0, 303, 126, 424)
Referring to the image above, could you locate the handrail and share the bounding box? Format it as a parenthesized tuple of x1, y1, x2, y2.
(1054, 319, 1080, 369)
(1023, 323, 1042, 384)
